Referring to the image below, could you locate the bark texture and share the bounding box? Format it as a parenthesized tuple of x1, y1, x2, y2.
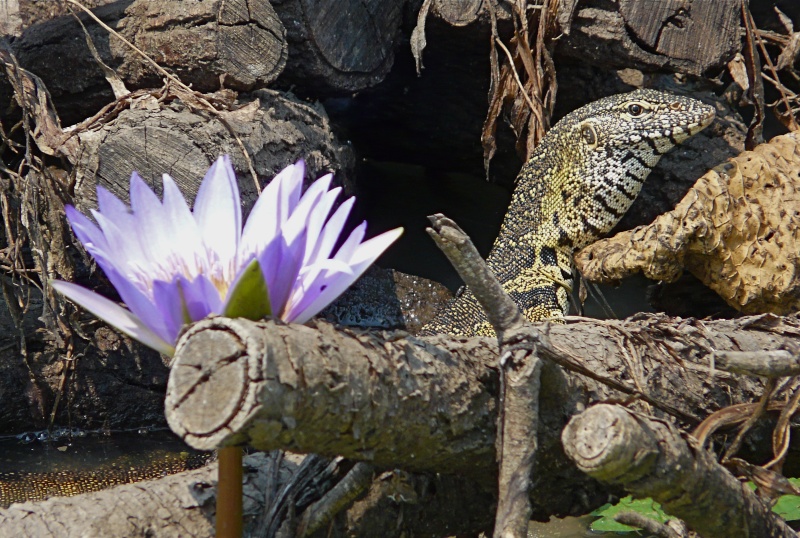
(112, 0, 287, 92)
(557, 0, 741, 76)
(271, 0, 405, 94)
(163, 313, 797, 518)
(563, 404, 796, 538)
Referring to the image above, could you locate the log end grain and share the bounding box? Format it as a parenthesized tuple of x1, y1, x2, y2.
(166, 326, 249, 448)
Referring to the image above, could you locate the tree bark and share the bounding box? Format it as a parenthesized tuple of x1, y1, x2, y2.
(271, 0, 405, 94)
(163, 313, 794, 515)
(562, 404, 796, 538)
(557, 0, 741, 76)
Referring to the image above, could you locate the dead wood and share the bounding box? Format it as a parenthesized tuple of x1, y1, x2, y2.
(269, 0, 404, 94)
(712, 349, 800, 378)
(0, 451, 496, 538)
(576, 131, 800, 316)
(557, 0, 741, 77)
(70, 88, 354, 213)
(2, 0, 287, 125)
(162, 311, 800, 519)
(112, 0, 287, 92)
(562, 404, 796, 538)
(426, 213, 541, 538)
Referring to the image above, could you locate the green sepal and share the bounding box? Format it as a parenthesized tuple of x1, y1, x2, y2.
(224, 258, 272, 320)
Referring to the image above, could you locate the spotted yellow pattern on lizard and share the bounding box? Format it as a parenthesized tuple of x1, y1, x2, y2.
(421, 89, 716, 336)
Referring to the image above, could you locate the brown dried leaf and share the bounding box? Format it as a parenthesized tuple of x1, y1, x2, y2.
(727, 53, 750, 93)
(776, 32, 800, 71)
(774, 6, 794, 34)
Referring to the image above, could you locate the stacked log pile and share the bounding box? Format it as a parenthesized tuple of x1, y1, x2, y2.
(2, 0, 800, 536)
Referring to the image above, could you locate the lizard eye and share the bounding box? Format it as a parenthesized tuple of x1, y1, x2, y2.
(628, 103, 644, 116)
(580, 123, 597, 146)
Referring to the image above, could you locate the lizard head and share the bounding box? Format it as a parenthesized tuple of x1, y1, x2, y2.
(526, 89, 716, 248)
(566, 88, 716, 166)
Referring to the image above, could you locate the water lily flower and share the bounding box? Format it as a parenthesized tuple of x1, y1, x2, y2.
(52, 156, 402, 356)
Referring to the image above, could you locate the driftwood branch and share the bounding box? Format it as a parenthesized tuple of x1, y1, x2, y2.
(427, 213, 541, 537)
(562, 404, 796, 538)
(163, 311, 797, 515)
(712, 349, 800, 377)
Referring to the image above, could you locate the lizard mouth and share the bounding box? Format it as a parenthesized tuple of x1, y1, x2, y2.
(683, 107, 716, 136)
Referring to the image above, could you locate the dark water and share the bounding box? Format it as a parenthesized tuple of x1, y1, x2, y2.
(0, 428, 205, 474)
(0, 428, 210, 507)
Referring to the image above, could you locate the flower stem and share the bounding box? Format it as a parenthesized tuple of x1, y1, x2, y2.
(217, 446, 243, 538)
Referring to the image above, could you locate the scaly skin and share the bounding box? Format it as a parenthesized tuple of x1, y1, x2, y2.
(422, 89, 715, 336)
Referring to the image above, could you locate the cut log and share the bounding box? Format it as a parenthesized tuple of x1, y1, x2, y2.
(563, 404, 796, 538)
(271, 0, 404, 94)
(557, 0, 741, 76)
(0, 452, 497, 538)
(3, 0, 287, 124)
(71, 88, 354, 213)
(164, 313, 794, 517)
(112, 0, 287, 91)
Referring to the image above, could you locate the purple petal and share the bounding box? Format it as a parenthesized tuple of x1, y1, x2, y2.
(96, 185, 134, 230)
(257, 231, 307, 318)
(332, 222, 367, 262)
(90, 210, 144, 272)
(283, 260, 354, 323)
(95, 260, 174, 344)
(342, 228, 403, 268)
(51, 280, 174, 356)
(240, 161, 304, 259)
(129, 171, 172, 264)
(161, 174, 204, 269)
(286, 227, 403, 323)
(282, 173, 333, 245)
(65, 205, 109, 254)
(193, 156, 241, 273)
(151, 275, 220, 342)
(302, 186, 341, 265)
(151, 279, 185, 343)
(177, 274, 223, 320)
(306, 197, 354, 266)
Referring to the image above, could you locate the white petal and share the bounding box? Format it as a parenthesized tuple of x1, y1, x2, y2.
(51, 281, 174, 356)
(302, 186, 341, 265)
(240, 161, 304, 259)
(193, 156, 241, 277)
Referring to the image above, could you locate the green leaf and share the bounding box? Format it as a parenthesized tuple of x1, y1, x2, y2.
(224, 258, 272, 320)
(590, 496, 669, 532)
(770, 478, 800, 522)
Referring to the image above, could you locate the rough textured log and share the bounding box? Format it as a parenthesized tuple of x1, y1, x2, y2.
(576, 132, 800, 316)
(271, 0, 404, 94)
(557, 0, 741, 76)
(164, 313, 798, 517)
(112, 0, 287, 91)
(426, 213, 541, 538)
(3, 0, 287, 125)
(71, 88, 354, 213)
(0, 452, 497, 538)
(563, 405, 796, 538)
(712, 350, 800, 378)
